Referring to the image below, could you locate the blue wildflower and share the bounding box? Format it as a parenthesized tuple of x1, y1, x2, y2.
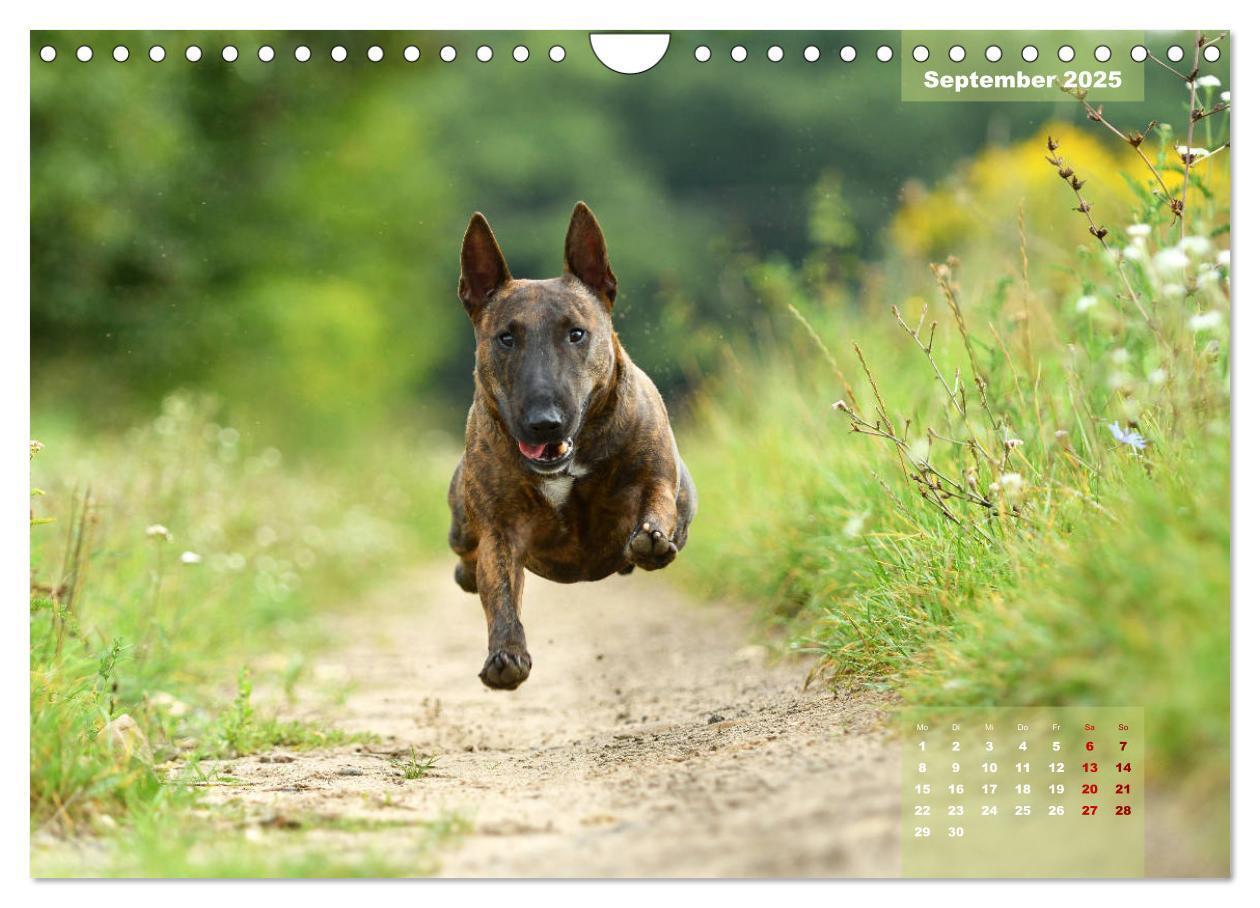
(1108, 421, 1147, 450)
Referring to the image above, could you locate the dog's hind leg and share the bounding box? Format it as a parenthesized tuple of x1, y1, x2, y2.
(672, 456, 698, 552)
(447, 457, 480, 594)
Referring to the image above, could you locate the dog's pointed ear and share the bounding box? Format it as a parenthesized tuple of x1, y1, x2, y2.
(459, 212, 511, 320)
(563, 202, 617, 307)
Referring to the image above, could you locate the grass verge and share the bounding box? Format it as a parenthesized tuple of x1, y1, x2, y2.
(30, 393, 456, 874)
(677, 120, 1230, 868)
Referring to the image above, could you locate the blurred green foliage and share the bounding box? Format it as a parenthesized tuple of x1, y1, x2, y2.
(31, 29, 1209, 446)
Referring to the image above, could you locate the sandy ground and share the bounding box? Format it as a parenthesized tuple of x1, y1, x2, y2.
(200, 566, 902, 878)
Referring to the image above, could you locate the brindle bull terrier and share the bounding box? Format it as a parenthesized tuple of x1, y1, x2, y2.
(447, 202, 697, 690)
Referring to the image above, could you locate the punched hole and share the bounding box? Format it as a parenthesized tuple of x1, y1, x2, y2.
(985, 45, 1002, 62)
(694, 45, 711, 62)
(912, 45, 929, 62)
(839, 45, 856, 62)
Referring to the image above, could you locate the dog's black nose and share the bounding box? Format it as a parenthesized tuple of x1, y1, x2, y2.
(525, 407, 565, 438)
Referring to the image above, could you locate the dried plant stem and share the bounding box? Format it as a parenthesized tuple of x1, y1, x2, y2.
(785, 302, 859, 410)
(1044, 137, 1155, 330)
(1179, 31, 1203, 241)
(891, 305, 962, 418)
(1078, 100, 1179, 218)
(930, 264, 1002, 433)
(1189, 143, 1230, 167)
(988, 321, 1029, 412)
(844, 343, 1004, 530)
(1017, 204, 1034, 375)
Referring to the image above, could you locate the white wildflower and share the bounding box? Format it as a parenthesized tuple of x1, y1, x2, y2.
(1193, 75, 1221, 89)
(1176, 145, 1211, 161)
(1122, 244, 1145, 261)
(179, 551, 202, 565)
(149, 691, 190, 717)
(1126, 224, 1152, 238)
(1222, 91, 1230, 103)
(1076, 294, 1098, 312)
(1179, 235, 1212, 257)
(1110, 348, 1131, 365)
(1217, 250, 1230, 267)
(842, 513, 867, 538)
(1161, 283, 1187, 299)
(998, 473, 1025, 502)
(145, 524, 172, 541)
(1189, 311, 1223, 332)
(1153, 247, 1190, 275)
(1147, 368, 1167, 386)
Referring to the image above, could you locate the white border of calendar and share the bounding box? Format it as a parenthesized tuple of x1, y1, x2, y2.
(3, 1, 1248, 905)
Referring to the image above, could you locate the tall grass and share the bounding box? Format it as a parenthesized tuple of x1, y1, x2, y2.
(30, 394, 455, 871)
(679, 63, 1230, 867)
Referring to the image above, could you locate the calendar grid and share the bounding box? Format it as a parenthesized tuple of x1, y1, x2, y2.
(901, 707, 1145, 877)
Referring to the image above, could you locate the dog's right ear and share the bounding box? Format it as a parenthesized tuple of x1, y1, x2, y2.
(458, 212, 511, 320)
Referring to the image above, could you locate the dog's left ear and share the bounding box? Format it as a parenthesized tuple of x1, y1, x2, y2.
(563, 202, 617, 307)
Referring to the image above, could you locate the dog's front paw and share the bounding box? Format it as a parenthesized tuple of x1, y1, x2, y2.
(626, 521, 678, 571)
(479, 648, 532, 690)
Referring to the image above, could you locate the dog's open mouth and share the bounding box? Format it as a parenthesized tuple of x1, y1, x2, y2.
(517, 438, 574, 470)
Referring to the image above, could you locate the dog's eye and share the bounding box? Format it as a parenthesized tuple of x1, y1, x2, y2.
(568, 328, 587, 344)
(497, 332, 515, 349)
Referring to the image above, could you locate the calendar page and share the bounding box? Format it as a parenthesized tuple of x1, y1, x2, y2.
(26, 15, 1231, 884)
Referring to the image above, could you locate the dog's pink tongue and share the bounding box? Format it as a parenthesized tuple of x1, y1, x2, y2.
(517, 440, 548, 460)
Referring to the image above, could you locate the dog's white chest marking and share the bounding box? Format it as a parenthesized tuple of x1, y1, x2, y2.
(539, 475, 575, 509)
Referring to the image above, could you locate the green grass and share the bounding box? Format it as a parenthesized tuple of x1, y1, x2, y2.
(391, 748, 440, 780)
(677, 138, 1230, 865)
(30, 394, 456, 871)
(35, 810, 470, 878)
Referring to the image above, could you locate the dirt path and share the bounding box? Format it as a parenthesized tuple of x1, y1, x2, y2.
(203, 566, 901, 877)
